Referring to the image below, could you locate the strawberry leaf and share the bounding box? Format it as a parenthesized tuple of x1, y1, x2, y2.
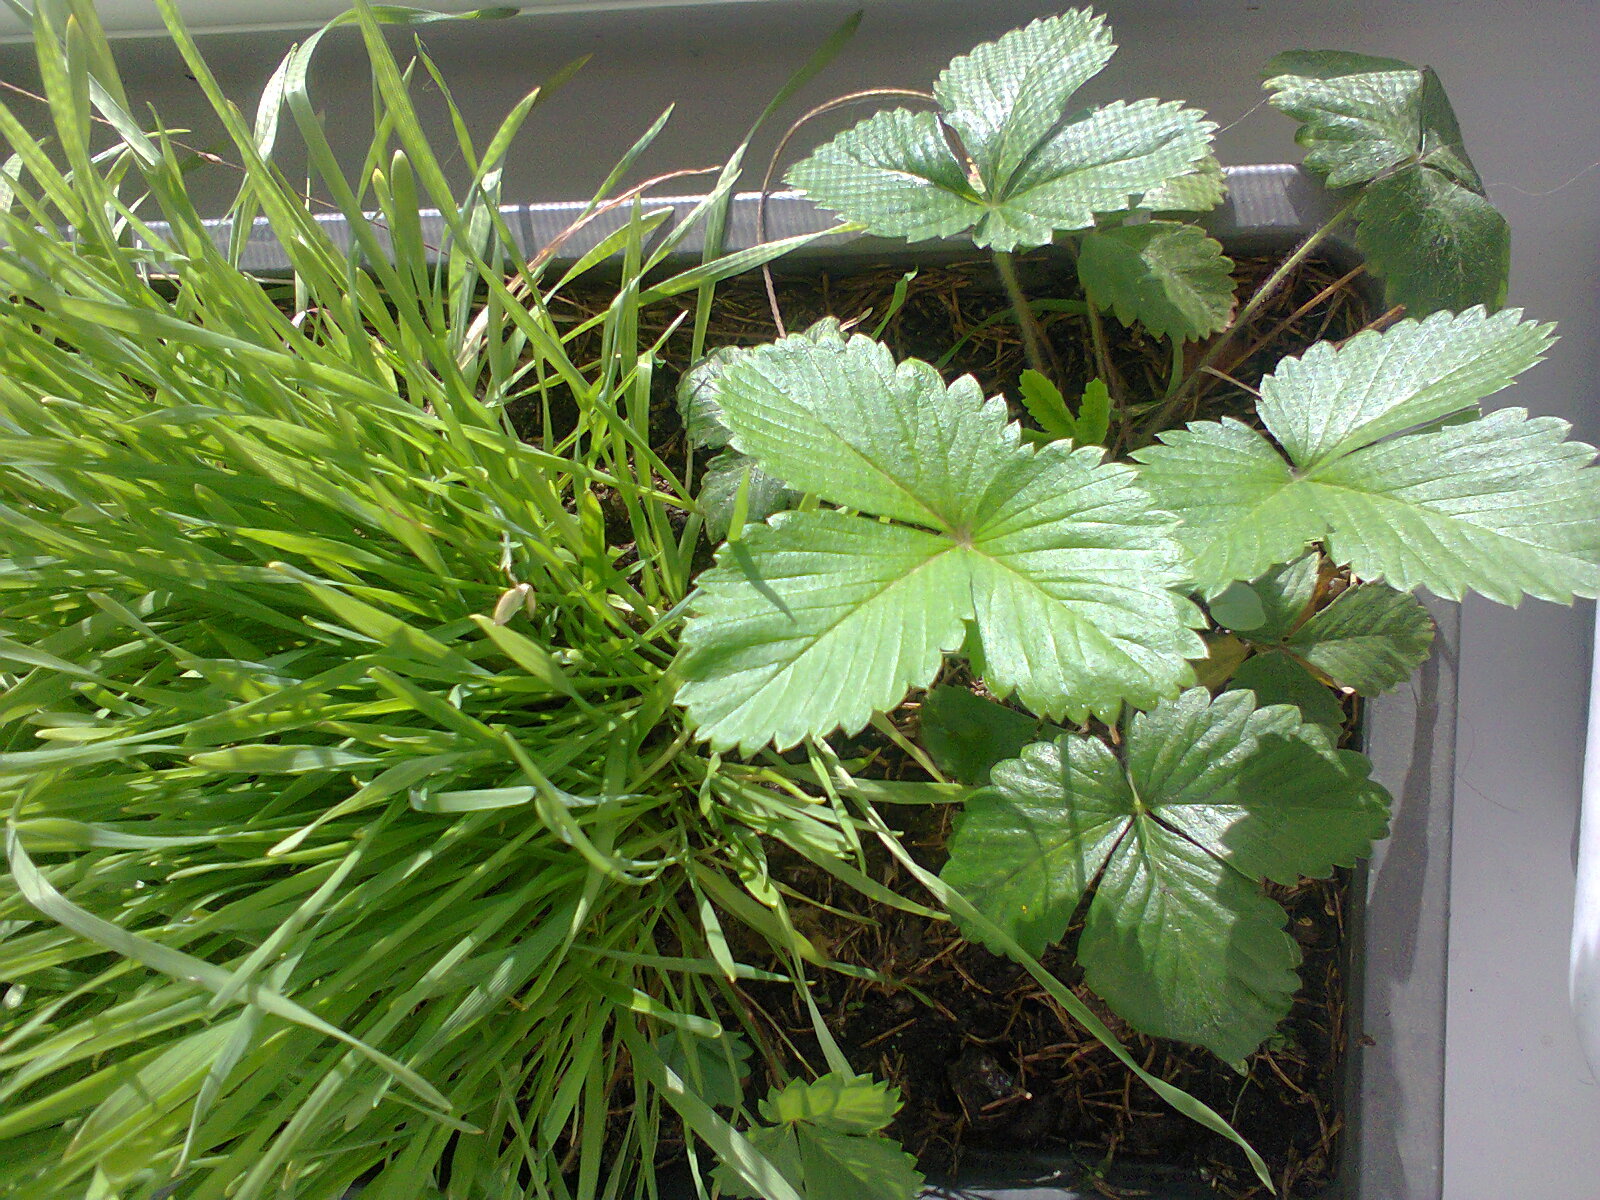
(1134, 308, 1600, 602)
(717, 1075, 924, 1200)
(1265, 53, 1507, 313)
(679, 332, 1203, 751)
(1284, 582, 1434, 696)
(941, 688, 1389, 1059)
(787, 11, 1216, 253)
(1078, 220, 1236, 342)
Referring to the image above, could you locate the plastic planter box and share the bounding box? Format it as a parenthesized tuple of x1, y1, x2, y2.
(153, 163, 1457, 1200)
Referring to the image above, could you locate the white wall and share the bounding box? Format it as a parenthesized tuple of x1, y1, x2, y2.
(3, 1, 1597, 1194)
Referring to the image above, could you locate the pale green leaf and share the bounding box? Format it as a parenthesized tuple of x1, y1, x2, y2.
(1226, 650, 1345, 728)
(678, 510, 968, 753)
(1356, 164, 1511, 314)
(1136, 310, 1600, 601)
(678, 318, 845, 451)
(1074, 377, 1112, 446)
(979, 99, 1216, 251)
(1081, 815, 1300, 1064)
(680, 333, 1203, 748)
(1138, 154, 1226, 213)
(1258, 307, 1553, 467)
(963, 447, 1202, 719)
(1018, 368, 1077, 440)
(942, 688, 1388, 1058)
(1264, 55, 1479, 189)
(720, 1075, 923, 1200)
(1285, 582, 1434, 695)
(783, 108, 981, 244)
(1078, 220, 1236, 342)
(788, 14, 1213, 253)
(708, 330, 1006, 530)
(760, 1072, 899, 1134)
(932, 8, 1114, 194)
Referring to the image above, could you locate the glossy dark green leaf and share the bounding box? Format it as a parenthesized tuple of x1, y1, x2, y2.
(942, 688, 1389, 1059)
(1227, 651, 1344, 728)
(919, 685, 1047, 785)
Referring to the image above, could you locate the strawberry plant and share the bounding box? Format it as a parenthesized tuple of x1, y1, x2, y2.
(673, 5, 1600, 1186)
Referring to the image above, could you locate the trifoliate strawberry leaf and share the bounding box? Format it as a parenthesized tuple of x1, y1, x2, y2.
(941, 688, 1389, 1059)
(786, 11, 1215, 253)
(1264, 53, 1477, 188)
(717, 1074, 924, 1200)
(932, 7, 1116, 195)
(1078, 220, 1236, 342)
(678, 332, 1203, 752)
(698, 451, 796, 540)
(1228, 650, 1345, 729)
(1284, 582, 1434, 695)
(1135, 308, 1600, 602)
(1265, 52, 1505, 313)
(919, 685, 1050, 785)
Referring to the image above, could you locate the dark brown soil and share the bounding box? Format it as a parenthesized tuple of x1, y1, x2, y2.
(551, 246, 1375, 1198)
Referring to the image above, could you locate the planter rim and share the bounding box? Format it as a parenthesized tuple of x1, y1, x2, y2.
(134, 163, 1348, 276)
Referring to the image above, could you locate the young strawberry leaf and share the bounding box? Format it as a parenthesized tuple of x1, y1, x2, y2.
(715, 1074, 924, 1200)
(1265, 52, 1508, 313)
(1078, 220, 1236, 342)
(678, 332, 1204, 752)
(941, 688, 1389, 1061)
(1018, 368, 1078, 441)
(1074, 378, 1112, 446)
(1134, 308, 1600, 603)
(787, 11, 1217, 253)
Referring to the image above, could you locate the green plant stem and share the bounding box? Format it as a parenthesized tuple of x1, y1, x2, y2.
(993, 250, 1060, 384)
(1086, 300, 1116, 397)
(1135, 191, 1362, 444)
